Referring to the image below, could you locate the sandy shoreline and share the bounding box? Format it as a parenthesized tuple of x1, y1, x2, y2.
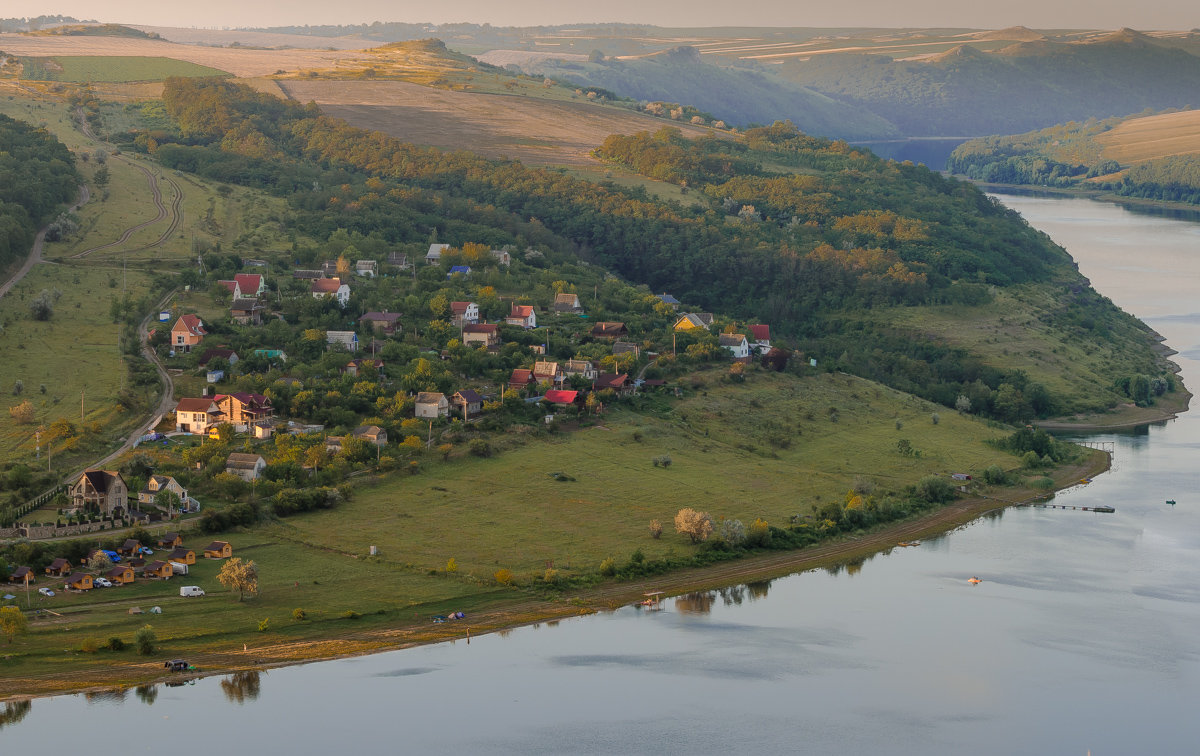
(0, 451, 1112, 703)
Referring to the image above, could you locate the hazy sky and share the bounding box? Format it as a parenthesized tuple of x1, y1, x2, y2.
(7, 0, 1198, 31)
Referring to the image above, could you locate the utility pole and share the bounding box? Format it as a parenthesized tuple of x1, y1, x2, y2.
(81, 386, 85, 425)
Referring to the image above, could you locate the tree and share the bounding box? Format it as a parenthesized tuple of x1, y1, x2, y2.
(674, 507, 713, 543)
(8, 401, 34, 424)
(0, 606, 28, 644)
(133, 624, 156, 655)
(87, 551, 114, 573)
(29, 289, 57, 321)
(217, 557, 259, 601)
(94, 166, 110, 189)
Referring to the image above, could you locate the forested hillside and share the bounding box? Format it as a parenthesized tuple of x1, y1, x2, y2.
(0, 114, 78, 268)
(130, 78, 1172, 420)
(782, 31, 1200, 137)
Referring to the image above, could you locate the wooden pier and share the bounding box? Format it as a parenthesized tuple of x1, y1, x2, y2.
(1026, 502, 1115, 513)
(1075, 440, 1115, 453)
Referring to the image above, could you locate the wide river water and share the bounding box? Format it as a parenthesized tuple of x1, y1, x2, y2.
(3, 194, 1200, 754)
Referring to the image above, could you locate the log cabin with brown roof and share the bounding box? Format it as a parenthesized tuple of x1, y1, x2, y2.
(204, 541, 233, 559)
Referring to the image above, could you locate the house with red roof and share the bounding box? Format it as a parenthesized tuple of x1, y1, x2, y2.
(506, 303, 537, 329)
(748, 324, 771, 354)
(450, 301, 479, 327)
(234, 273, 265, 298)
(594, 373, 634, 395)
(175, 397, 223, 433)
(543, 389, 580, 406)
(214, 392, 274, 431)
(508, 368, 536, 393)
(170, 314, 206, 351)
(310, 278, 350, 307)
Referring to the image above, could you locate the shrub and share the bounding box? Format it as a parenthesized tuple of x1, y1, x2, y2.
(983, 464, 1009, 485)
(133, 625, 156, 656)
(543, 568, 560, 585)
(292, 608, 307, 621)
(674, 508, 713, 543)
(445, 558, 458, 573)
(257, 618, 270, 632)
(1032, 476, 1055, 490)
(931, 412, 940, 425)
(649, 519, 663, 539)
(746, 518, 771, 548)
(80, 637, 99, 653)
(340, 610, 361, 620)
(652, 454, 672, 468)
(106, 637, 125, 651)
(494, 568, 514, 585)
(718, 518, 746, 546)
(916, 476, 956, 504)
(468, 439, 493, 458)
(598, 557, 616, 577)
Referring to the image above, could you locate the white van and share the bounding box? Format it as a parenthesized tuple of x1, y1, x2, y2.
(179, 585, 205, 597)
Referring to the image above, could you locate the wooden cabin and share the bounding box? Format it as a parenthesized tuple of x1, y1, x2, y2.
(8, 566, 34, 584)
(106, 564, 135, 585)
(143, 561, 173, 580)
(64, 572, 94, 591)
(118, 539, 142, 557)
(204, 541, 233, 559)
(45, 558, 72, 577)
(168, 547, 197, 566)
(157, 532, 183, 549)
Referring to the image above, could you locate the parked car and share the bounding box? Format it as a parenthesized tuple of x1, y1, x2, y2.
(179, 585, 205, 597)
(102, 549, 121, 563)
(38, 587, 55, 597)
(139, 547, 154, 555)
(95, 578, 112, 588)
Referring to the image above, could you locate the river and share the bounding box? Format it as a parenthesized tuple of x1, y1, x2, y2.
(3, 194, 1200, 754)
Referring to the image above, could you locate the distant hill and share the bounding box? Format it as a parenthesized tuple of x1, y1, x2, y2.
(31, 23, 160, 39)
(507, 47, 899, 140)
(781, 30, 1200, 137)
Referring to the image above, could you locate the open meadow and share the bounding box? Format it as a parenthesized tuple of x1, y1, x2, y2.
(18, 56, 231, 83)
(1095, 109, 1200, 164)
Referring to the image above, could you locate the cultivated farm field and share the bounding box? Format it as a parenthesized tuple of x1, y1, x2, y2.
(1095, 109, 1200, 164)
(19, 56, 231, 83)
(278, 79, 715, 166)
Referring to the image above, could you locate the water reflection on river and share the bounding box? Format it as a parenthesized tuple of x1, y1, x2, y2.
(4, 195, 1200, 754)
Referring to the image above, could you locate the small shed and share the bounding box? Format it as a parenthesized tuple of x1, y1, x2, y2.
(106, 564, 135, 585)
(169, 547, 197, 566)
(143, 561, 173, 580)
(204, 541, 233, 559)
(157, 533, 184, 549)
(45, 558, 72, 577)
(415, 392, 450, 419)
(65, 572, 95, 591)
(8, 566, 34, 584)
(118, 539, 142, 557)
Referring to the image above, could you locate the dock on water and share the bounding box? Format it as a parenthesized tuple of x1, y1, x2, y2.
(1025, 502, 1116, 513)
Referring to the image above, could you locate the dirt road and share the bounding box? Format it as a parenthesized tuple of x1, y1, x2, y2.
(0, 184, 89, 300)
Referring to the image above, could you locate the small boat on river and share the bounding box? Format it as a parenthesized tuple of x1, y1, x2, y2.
(967, 577, 982, 585)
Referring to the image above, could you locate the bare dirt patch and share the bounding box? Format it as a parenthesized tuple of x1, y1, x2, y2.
(278, 79, 713, 166)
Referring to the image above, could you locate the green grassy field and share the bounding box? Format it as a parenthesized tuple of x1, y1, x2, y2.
(275, 369, 1019, 580)
(21, 56, 231, 83)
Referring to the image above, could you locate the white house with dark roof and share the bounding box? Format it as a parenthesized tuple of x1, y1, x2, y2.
(426, 243, 450, 264)
(415, 392, 450, 419)
(719, 333, 750, 359)
(326, 331, 359, 352)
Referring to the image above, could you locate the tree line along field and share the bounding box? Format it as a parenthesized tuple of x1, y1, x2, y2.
(17, 56, 231, 83)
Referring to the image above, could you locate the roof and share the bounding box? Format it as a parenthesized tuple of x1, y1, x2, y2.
(218, 392, 272, 409)
(231, 298, 261, 312)
(462, 323, 498, 334)
(145, 560, 170, 572)
(544, 389, 579, 404)
(592, 322, 627, 337)
(657, 293, 681, 304)
(225, 453, 265, 469)
(355, 259, 377, 269)
(176, 397, 218, 413)
(159, 532, 180, 542)
(563, 359, 594, 373)
(509, 304, 534, 318)
(198, 348, 237, 366)
(217, 280, 237, 293)
(233, 273, 262, 293)
(748, 324, 771, 341)
(612, 341, 640, 355)
(293, 269, 324, 279)
(427, 243, 449, 257)
(169, 547, 193, 557)
(416, 392, 447, 405)
(311, 278, 346, 294)
(453, 389, 483, 404)
(65, 572, 91, 584)
(10, 566, 31, 579)
(594, 373, 630, 389)
(48, 558, 70, 569)
(122, 539, 140, 549)
(81, 469, 121, 493)
(173, 314, 206, 337)
(326, 330, 358, 344)
(387, 251, 408, 264)
(106, 565, 131, 577)
(674, 313, 708, 329)
(354, 424, 385, 437)
(347, 358, 383, 369)
(554, 292, 580, 305)
(450, 301, 475, 314)
(204, 542, 229, 552)
(359, 311, 402, 323)
(533, 360, 560, 376)
(509, 368, 534, 384)
(448, 265, 471, 275)
(720, 333, 748, 347)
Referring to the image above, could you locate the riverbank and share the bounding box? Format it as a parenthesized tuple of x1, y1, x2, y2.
(973, 180, 1200, 220)
(0, 449, 1111, 702)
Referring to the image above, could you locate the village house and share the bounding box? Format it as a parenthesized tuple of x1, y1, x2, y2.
(224, 453, 267, 482)
(355, 259, 378, 278)
(204, 541, 234, 559)
(594, 372, 634, 396)
(45, 558, 71, 577)
(506, 303, 537, 329)
(462, 323, 500, 348)
(543, 389, 580, 407)
(748, 324, 771, 354)
(448, 265, 471, 278)
(325, 436, 344, 454)
(326, 330, 359, 352)
(532, 360, 562, 385)
(719, 333, 750, 359)
(157, 533, 184, 549)
(174, 397, 223, 433)
(215, 392, 274, 431)
(64, 572, 94, 591)
(449, 301, 480, 326)
(293, 269, 324, 280)
(198, 348, 239, 368)
(233, 273, 266, 298)
(358, 310, 402, 334)
(117, 539, 142, 557)
(354, 425, 388, 447)
(554, 292, 582, 314)
(508, 368, 536, 393)
(488, 248, 511, 266)
(673, 313, 712, 331)
(139, 475, 188, 513)
(231, 298, 264, 325)
(562, 359, 598, 381)
(450, 389, 484, 420)
(591, 321, 628, 340)
(142, 561, 173, 579)
(320, 260, 341, 277)
(168, 547, 196, 566)
(656, 293, 681, 310)
(106, 564, 135, 585)
(415, 392, 450, 419)
(8, 566, 33, 585)
(388, 251, 411, 270)
(344, 358, 384, 377)
(613, 341, 641, 358)
(254, 419, 277, 440)
(171, 314, 206, 351)
(253, 348, 287, 363)
(426, 243, 450, 264)
(69, 469, 127, 517)
(311, 278, 351, 307)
